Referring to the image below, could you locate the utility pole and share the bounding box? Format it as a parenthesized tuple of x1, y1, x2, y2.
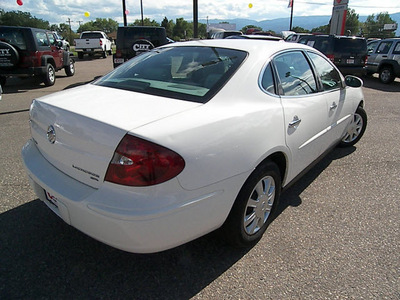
(140, 0, 144, 26)
(193, 0, 198, 38)
(122, 0, 127, 26)
(66, 18, 73, 43)
(289, 0, 294, 30)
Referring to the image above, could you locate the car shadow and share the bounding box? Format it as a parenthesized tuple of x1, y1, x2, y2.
(362, 75, 400, 92)
(0, 146, 355, 299)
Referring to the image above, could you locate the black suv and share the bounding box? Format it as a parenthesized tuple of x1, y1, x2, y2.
(297, 35, 367, 77)
(113, 26, 172, 68)
(0, 26, 75, 87)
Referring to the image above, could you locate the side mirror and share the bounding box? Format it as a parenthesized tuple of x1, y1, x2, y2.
(345, 75, 363, 88)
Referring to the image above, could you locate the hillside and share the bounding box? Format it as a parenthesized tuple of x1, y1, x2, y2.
(203, 12, 400, 36)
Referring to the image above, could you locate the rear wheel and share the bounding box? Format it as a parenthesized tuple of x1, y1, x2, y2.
(221, 160, 281, 247)
(102, 51, 108, 58)
(379, 66, 395, 84)
(78, 52, 83, 59)
(339, 106, 367, 147)
(42, 63, 56, 86)
(0, 76, 6, 87)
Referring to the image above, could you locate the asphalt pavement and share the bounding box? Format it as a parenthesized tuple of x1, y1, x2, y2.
(0, 56, 399, 299)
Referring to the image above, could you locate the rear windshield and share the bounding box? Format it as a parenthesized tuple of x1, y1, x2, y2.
(117, 27, 167, 48)
(94, 46, 247, 103)
(81, 32, 104, 39)
(334, 38, 367, 54)
(0, 27, 27, 50)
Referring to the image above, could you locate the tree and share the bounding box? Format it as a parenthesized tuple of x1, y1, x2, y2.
(130, 18, 160, 27)
(291, 26, 309, 33)
(77, 18, 118, 34)
(173, 18, 192, 41)
(0, 10, 49, 29)
(161, 17, 174, 38)
(311, 24, 329, 34)
(362, 12, 397, 38)
(345, 8, 360, 35)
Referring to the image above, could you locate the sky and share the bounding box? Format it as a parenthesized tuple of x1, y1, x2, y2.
(3, 0, 400, 30)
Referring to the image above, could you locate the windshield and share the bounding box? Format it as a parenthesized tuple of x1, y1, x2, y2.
(94, 46, 247, 103)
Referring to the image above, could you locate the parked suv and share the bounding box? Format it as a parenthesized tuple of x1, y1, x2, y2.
(0, 26, 75, 87)
(366, 38, 400, 84)
(297, 35, 367, 76)
(113, 26, 171, 68)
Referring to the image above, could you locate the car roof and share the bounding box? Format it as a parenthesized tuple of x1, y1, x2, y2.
(160, 39, 312, 55)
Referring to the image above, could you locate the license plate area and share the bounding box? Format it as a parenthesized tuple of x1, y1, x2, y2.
(346, 59, 355, 64)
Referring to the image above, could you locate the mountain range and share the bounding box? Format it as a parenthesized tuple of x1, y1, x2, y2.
(202, 12, 400, 36)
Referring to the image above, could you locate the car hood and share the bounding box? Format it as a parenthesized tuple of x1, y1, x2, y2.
(29, 84, 200, 188)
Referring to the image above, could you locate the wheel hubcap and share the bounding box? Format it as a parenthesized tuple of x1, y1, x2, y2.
(342, 113, 363, 143)
(243, 176, 275, 235)
(381, 70, 391, 82)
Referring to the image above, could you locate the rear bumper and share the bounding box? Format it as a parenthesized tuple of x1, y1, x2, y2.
(21, 139, 241, 253)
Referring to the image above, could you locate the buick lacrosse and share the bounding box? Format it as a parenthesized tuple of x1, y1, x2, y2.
(22, 40, 367, 253)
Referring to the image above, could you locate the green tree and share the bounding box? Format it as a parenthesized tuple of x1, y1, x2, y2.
(130, 18, 160, 27)
(173, 18, 192, 40)
(291, 26, 309, 33)
(362, 12, 397, 38)
(77, 18, 118, 34)
(345, 9, 360, 35)
(0, 10, 49, 29)
(311, 24, 329, 34)
(161, 17, 174, 38)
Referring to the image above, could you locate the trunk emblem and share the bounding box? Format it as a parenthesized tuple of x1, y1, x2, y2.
(46, 125, 56, 144)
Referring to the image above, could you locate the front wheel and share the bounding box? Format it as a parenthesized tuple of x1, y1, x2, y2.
(339, 106, 367, 147)
(42, 63, 56, 86)
(220, 160, 281, 247)
(64, 58, 75, 76)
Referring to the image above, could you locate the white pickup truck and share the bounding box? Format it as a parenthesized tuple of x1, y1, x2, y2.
(74, 31, 112, 59)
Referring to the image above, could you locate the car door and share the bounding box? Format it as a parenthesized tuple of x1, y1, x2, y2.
(367, 40, 393, 72)
(272, 50, 329, 180)
(306, 51, 353, 147)
(46, 32, 63, 68)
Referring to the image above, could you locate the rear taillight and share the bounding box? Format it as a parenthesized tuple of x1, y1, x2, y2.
(100, 39, 103, 46)
(105, 135, 185, 186)
(326, 54, 335, 62)
(115, 49, 122, 58)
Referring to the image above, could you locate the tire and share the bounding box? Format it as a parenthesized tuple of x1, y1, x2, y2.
(64, 58, 75, 76)
(0, 41, 20, 68)
(339, 106, 367, 147)
(78, 52, 83, 59)
(42, 63, 56, 86)
(102, 50, 108, 58)
(221, 160, 281, 247)
(379, 66, 395, 84)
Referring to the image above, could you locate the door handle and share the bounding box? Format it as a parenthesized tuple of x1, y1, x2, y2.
(330, 102, 338, 110)
(289, 115, 301, 128)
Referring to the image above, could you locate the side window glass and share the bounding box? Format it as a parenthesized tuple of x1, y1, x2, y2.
(36, 32, 49, 47)
(308, 52, 341, 91)
(273, 51, 317, 96)
(260, 63, 275, 94)
(47, 33, 56, 46)
(376, 41, 392, 54)
(393, 42, 400, 55)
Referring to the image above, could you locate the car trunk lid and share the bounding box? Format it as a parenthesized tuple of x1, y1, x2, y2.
(29, 84, 200, 188)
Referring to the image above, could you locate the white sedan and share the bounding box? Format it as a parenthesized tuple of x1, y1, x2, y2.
(22, 40, 367, 253)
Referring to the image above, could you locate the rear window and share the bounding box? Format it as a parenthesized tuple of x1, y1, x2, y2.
(334, 38, 366, 54)
(0, 28, 27, 50)
(117, 27, 167, 48)
(81, 32, 104, 39)
(94, 46, 247, 103)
